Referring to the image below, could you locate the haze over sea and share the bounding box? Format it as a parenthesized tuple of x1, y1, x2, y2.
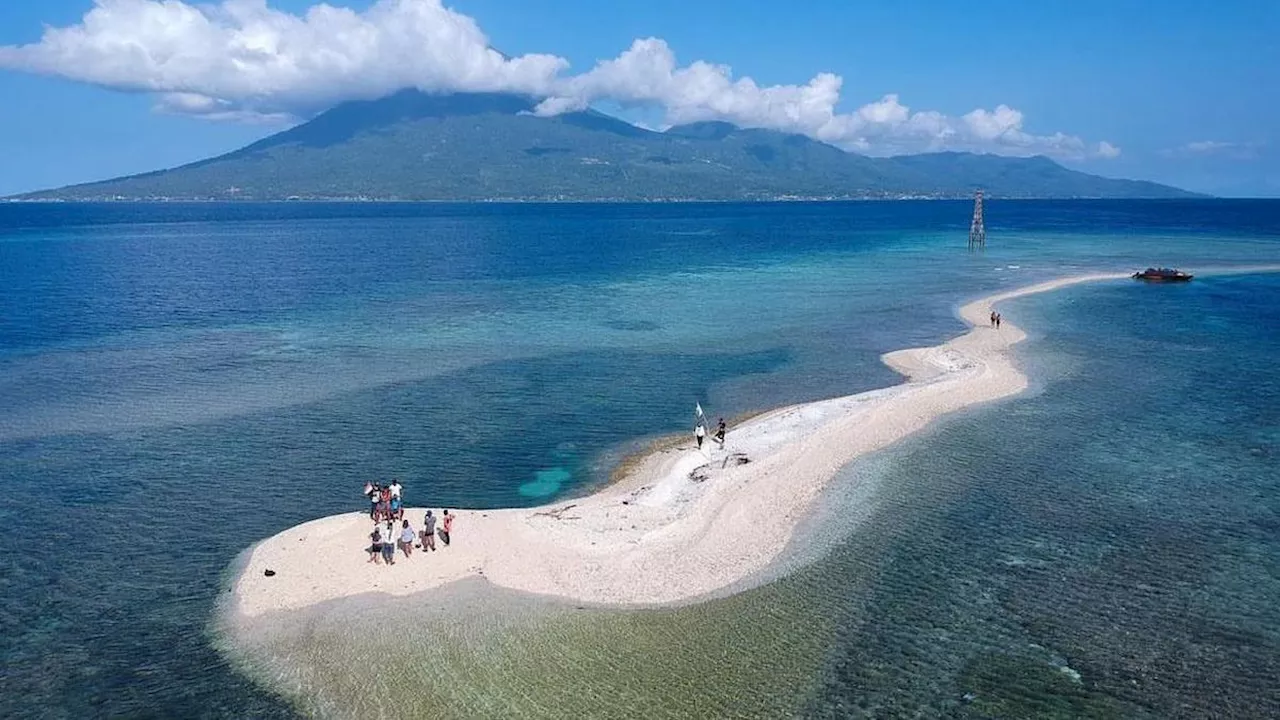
(1, 200, 1278, 718)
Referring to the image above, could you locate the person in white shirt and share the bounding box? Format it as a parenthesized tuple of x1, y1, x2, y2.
(388, 479, 404, 520)
(397, 520, 416, 558)
(367, 483, 380, 520)
(380, 520, 397, 565)
(695, 421, 706, 449)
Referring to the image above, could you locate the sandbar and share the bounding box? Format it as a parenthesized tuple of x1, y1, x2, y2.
(229, 273, 1129, 617)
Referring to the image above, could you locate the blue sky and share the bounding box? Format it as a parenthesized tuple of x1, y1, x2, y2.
(0, 0, 1276, 196)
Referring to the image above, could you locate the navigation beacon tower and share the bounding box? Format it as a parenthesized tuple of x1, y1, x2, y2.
(968, 190, 986, 251)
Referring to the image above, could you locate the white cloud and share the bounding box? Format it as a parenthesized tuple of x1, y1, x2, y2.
(1186, 140, 1233, 154)
(155, 91, 295, 123)
(1096, 141, 1122, 159)
(534, 39, 1116, 159)
(1160, 140, 1263, 160)
(0, 0, 566, 119)
(0, 0, 1119, 159)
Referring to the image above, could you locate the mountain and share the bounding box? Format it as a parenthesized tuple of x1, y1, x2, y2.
(12, 90, 1195, 201)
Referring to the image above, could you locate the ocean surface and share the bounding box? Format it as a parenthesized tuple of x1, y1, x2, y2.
(1, 200, 1278, 718)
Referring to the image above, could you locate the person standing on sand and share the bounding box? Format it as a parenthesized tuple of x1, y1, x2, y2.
(421, 510, 437, 551)
(368, 483, 381, 521)
(368, 526, 383, 564)
(381, 520, 397, 565)
(397, 519, 415, 559)
(995, 313, 1002, 329)
(379, 485, 392, 520)
(989, 311, 997, 327)
(695, 421, 706, 449)
(715, 418, 726, 447)
(440, 510, 453, 546)
(389, 479, 403, 519)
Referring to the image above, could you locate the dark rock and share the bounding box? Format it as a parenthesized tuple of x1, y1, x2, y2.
(264, 569, 276, 577)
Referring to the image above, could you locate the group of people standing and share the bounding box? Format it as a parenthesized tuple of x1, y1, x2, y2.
(365, 479, 405, 522)
(363, 480, 455, 566)
(695, 416, 727, 450)
(989, 311, 1003, 328)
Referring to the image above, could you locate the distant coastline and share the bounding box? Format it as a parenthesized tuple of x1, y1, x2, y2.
(5, 91, 1200, 203)
(2, 194, 1215, 204)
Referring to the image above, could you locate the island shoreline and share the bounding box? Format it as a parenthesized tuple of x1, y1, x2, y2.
(222, 269, 1277, 621)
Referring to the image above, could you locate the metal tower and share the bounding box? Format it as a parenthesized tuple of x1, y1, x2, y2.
(968, 190, 986, 251)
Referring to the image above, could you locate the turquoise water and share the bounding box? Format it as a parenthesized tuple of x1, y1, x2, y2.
(1, 200, 1278, 717)
(799, 272, 1280, 717)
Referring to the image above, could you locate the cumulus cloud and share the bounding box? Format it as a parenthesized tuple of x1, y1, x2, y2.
(0, 0, 566, 118)
(156, 91, 295, 123)
(1096, 141, 1122, 159)
(533, 39, 1116, 159)
(0, 0, 1119, 159)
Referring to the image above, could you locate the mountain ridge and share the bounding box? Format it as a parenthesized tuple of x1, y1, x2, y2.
(11, 90, 1199, 201)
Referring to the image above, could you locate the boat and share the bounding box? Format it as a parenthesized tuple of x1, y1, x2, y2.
(1132, 267, 1193, 282)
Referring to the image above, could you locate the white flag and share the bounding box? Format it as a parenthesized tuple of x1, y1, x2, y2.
(695, 402, 705, 420)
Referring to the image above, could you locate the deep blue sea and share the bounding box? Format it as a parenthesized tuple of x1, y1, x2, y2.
(1, 200, 1278, 718)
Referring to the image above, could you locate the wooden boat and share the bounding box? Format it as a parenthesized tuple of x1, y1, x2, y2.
(1132, 267, 1193, 282)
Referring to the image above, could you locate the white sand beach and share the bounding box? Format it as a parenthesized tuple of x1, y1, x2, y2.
(230, 273, 1128, 618)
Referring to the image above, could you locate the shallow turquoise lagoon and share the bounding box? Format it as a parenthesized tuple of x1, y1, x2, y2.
(1, 200, 1277, 717)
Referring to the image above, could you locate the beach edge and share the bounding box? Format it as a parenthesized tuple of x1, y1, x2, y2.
(224, 271, 1146, 617)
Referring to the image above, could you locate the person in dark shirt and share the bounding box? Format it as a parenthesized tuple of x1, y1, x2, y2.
(421, 510, 437, 551)
(368, 527, 382, 564)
